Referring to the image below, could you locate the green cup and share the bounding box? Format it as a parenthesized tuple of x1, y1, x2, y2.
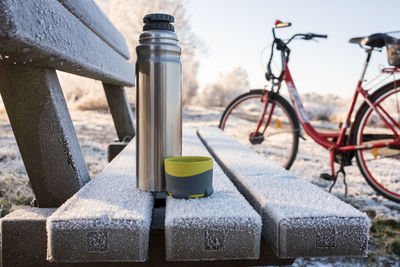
(164, 156, 214, 199)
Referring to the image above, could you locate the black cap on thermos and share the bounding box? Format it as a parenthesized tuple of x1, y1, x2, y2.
(143, 13, 175, 32)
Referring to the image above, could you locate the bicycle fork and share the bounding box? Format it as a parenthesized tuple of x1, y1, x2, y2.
(252, 95, 270, 136)
(249, 92, 276, 144)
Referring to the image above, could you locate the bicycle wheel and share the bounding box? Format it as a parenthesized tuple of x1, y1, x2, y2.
(353, 80, 400, 203)
(219, 90, 300, 169)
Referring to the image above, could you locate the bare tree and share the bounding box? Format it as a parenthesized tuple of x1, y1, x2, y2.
(201, 67, 249, 107)
(95, 0, 202, 105)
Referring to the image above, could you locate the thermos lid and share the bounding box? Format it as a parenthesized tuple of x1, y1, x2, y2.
(143, 13, 175, 32)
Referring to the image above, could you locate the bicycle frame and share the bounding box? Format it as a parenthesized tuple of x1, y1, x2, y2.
(278, 51, 400, 176)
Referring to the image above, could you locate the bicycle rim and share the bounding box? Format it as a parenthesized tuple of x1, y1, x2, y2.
(219, 91, 299, 169)
(355, 85, 400, 202)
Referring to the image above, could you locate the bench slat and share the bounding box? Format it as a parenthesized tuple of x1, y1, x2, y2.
(46, 141, 153, 262)
(1, 208, 56, 267)
(58, 0, 130, 59)
(0, 0, 134, 86)
(165, 128, 261, 261)
(197, 127, 370, 258)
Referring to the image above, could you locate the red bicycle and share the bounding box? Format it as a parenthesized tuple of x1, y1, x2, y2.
(219, 20, 400, 203)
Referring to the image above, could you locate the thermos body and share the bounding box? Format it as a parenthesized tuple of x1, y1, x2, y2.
(136, 16, 182, 192)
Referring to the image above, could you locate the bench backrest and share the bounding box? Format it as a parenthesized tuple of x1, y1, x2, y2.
(0, 0, 134, 86)
(0, 0, 136, 207)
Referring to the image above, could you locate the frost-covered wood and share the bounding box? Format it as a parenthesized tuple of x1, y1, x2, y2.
(197, 127, 370, 258)
(165, 128, 262, 261)
(47, 141, 154, 263)
(57, 0, 130, 59)
(0, 64, 90, 207)
(0, 0, 134, 86)
(103, 83, 136, 141)
(0, 208, 56, 267)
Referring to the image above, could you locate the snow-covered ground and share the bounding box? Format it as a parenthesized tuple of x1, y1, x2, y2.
(0, 105, 399, 265)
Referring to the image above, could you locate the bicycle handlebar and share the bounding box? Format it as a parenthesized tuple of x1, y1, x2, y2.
(286, 33, 328, 44)
(312, 33, 328, 39)
(302, 33, 328, 40)
(266, 25, 328, 82)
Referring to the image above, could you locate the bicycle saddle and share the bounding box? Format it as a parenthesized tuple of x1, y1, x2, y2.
(349, 33, 396, 48)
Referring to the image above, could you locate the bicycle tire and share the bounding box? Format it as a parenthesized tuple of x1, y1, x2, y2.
(219, 90, 300, 169)
(353, 80, 400, 203)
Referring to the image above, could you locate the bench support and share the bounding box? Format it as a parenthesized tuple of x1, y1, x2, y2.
(103, 83, 135, 142)
(0, 64, 90, 207)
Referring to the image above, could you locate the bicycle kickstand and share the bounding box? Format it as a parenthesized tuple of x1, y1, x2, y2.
(328, 163, 348, 198)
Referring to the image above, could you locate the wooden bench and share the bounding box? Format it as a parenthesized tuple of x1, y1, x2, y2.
(0, 0, 135, 208)
(197, 127, 370, 259)
(1, 127, 369, 266)
(1, 128, 294, 266)
(45, 128, 261, 263)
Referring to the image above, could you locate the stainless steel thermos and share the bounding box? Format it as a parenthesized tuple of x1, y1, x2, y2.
(136, 13, 182, 191)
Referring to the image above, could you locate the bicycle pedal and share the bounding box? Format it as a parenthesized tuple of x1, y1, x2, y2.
(320, 173, 335, 181)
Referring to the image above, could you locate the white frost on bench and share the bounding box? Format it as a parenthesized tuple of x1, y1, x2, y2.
(47, 141, 153, 262)
(165, 128, 261, 261)
(197, 127, 370, 258)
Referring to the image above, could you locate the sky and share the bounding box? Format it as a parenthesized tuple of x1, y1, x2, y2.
(186, 0, 400, 97)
